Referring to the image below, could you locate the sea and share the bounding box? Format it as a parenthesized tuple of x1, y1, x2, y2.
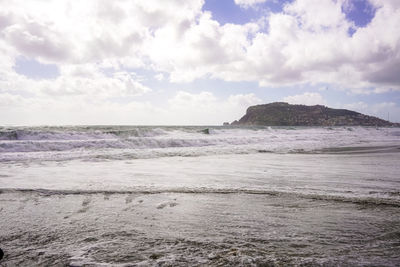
(0, 125, 399, 266)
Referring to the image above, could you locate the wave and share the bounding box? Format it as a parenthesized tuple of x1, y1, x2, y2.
(1, 126, 399, 162)
(2, 187, 399, 207)
(0, 137, 265, 153)
(309, 145, 400, 154)
(0, 145, 267, 163)
(1, 143, 399, 164)
(0, 127, 167, 141)
(0, 125, 382, 141)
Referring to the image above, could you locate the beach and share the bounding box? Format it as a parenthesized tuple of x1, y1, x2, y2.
(1, 126, 400, 266)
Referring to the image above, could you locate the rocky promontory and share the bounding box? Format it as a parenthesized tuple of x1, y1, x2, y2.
(231, 102, 399, 127)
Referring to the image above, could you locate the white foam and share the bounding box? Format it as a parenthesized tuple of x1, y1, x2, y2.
(0, 126, 399, 162)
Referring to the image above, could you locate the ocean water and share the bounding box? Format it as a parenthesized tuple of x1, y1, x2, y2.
(0, 126, 400, 266)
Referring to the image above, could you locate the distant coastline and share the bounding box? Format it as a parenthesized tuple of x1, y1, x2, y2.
(230, 102, 400, 127)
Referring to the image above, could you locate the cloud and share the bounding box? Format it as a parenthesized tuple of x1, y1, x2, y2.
(0, 62, 151, 101)
(166, 91, 262, 124)
(1, 0, 400, 92)
(0, 96, 163, 125)
(285, 0, 347, 31)
(227, 93, 262, 107)
(44, 69, 151, 98)
(4, 22, 72, 62)
(0, 92, 25, 107)
(168, 91, 217, 109)
(0, 10, 15, 31)
(283, 92, 326, 106)
(1, 0, 400, 125)
(0, 0, 204, 64)
(0, 90, 262, 125)
(143, 0, 400, 93)
(234, 0, 268, 8)
(154, 73, 165, 81)
(146, 12, 258, 83)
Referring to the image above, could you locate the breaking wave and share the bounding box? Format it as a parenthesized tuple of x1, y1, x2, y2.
(2, 187, 400, 207)
(0, 127, 167, 141)
(0, 126, 399, 162)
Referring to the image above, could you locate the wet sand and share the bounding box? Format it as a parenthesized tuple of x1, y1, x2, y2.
(1, 190, 400, 266)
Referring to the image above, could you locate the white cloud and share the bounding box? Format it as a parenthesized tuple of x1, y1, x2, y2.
(4, 22, 72, 62)
(283, 92, 326, 106)
(0, 0, 204, 65)
(0, 96, 164, 125)
(1, 63, 151, 99)
(2, 0, 400, 92)
(234, 0, 268, 8)
(165, 91, 262, 124)
(369, 0, 400, 9)
(285, 0, 347, 31)
(1, 0, 400, 124)
(0, 90, 262, 125)
(146, 12, 259, 83)
(0, 92, 25, 107)
(227, 93, 262, 107)
(168, 91, 217, 109)
(154, 73, 164, 81)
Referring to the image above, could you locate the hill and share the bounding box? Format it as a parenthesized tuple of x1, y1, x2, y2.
(231, 102, 399, 127)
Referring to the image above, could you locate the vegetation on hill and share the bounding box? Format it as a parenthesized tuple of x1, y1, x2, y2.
(231, 102, 398, 127)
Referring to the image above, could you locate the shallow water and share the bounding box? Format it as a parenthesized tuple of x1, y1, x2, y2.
(2, 190, 400, 266)
(0, 126, 399, 266)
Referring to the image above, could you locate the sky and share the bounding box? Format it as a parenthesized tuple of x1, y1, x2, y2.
(1, 0, 400, 125)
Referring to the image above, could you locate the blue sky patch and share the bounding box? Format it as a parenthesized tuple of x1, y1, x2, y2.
(203, 0, 293, 25)
(14, 57, 60, 80)
(342, 0, 376, 27)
